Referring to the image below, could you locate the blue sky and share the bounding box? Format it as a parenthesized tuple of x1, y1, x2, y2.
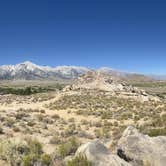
(0, 0, 166, 74)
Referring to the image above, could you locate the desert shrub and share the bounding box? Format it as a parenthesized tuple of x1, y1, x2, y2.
(94, 129, 101, 138)
(93, 121, 102, 128)
(94, 127, 110, 139)
(64, 124, 76, 137)
(147, 128, 166, 137)
(51, 114, 60, 119)
(120, 112, 133, 120)
(26, 138, 43, 155)
(0, 126, 4, 134)
(13, 126, 20, 132)
(22, 154, 39, 166)
(27, 121, 36, 127)
(41, 154, 52, 166)
(103, 120, 112, 127)
(113, 121, 119, 127)
(80, 119, 88, 125)
(0, 138, 52, 166)
(15, 112, 29, 120)
(5, 118, 15, 127)
(67, 154, 92, 166)
(43, 117, 54, 124)
(36, 114, 44, 121)
(49, 136, 62, 144)
(101, 111, 112, 119)
(40, 109, 46, 114)
(0, 139, 29, 165)
(134, 115, 140, 121)
(58, 137, 80, 158)
(68, 118, 75, 123)
(112, 126, 126, 141)
(23, 153, 52, 166)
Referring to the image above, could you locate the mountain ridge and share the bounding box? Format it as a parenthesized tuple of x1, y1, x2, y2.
(0, 61, 164, 81)
(0, 61, 91, 80)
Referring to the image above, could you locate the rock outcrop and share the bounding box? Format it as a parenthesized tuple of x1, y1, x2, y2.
(117, 126, 166, 166)
(75, 140, 131, 166)
(67, 71, 131, 92)
(72, 127, 166, 166)
(64, 71, 159, 102)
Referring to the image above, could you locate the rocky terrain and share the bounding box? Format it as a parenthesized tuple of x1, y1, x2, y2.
(71, 126, 166, 166)
(64, 71, 159, 102)
(0, 68, 165, 165)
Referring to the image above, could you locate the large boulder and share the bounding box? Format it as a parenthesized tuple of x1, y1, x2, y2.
(117, 126, 166, 166)
(75, 140, 131, 166)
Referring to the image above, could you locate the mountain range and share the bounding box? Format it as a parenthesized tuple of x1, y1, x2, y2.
(0, 61, 90, 80)
(0, 61, 164, 81)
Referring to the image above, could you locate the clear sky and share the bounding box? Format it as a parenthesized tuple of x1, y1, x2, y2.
(0, 0, 166, 74)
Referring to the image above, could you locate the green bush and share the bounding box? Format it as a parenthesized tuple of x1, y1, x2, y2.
(147, 128, 166, 137)
(49, 135, 62, 144)
(0, 126, 4, 134)
(41, 154, 52, 166)
(67, 154, 92, 166)
(23, 153, 39, 166)
(27, 138, 43, 155)
(0, 85, 62, 95)
(0, 138, 52, 166)
(94, 127, 110, 138)
(23, 153, 52, 166)
(58, 137, 80, 158)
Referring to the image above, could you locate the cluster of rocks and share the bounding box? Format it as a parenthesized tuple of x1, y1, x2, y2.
(64, 71, 159, 102)
(65, 71, 140, 92)
(71, 126, 166, 166)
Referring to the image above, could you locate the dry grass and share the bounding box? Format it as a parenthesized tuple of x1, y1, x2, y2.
(0, 86, 165, 165)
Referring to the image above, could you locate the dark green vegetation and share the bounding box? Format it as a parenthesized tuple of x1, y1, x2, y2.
(131, 81, 166, 88)
(130, 81, 166, 99)
(67, 154, 92, 166)
(0, 83, 64, 95)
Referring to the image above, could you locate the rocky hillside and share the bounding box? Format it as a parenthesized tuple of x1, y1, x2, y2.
(64, 71, 158, 101)
(66, 70, 133, 91)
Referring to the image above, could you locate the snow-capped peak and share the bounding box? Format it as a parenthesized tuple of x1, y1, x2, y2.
(0, 61, 91, 80)
(21, 61, 35, 65)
